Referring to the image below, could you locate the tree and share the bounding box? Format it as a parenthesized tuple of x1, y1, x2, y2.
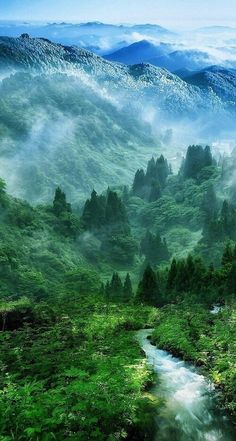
(137, 265, 159, 306)
(156, 155, 169, 188)
(123, 273, 133, 302)
(166, 258, 177, 291)
(110, 272, 123, 299)
(202, 185, 218, 221)
(53, 187, 71, 216)
(222, 242, 233, 266)
(227, 261, 236, 294)
(146, 157, 157, 184)
(183, 145, 214, 180)
(81, 190, 105, 230)
(149, 182, 161, 202)
(132, 169, 145, 197)
(105, 190, 127, 225)
(140, 231, 169, 265)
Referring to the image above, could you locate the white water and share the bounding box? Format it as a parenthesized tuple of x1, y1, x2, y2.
(137, 330, 235, 441)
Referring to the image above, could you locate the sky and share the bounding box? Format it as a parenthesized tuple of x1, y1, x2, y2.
(0, 0, 235, 28)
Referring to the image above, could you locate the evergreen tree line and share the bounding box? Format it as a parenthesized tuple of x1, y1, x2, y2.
(103, 244, 236, 307)
(132, 155, 171, 201)
(181, 145, 215, 180)
(52, 187, 137, 264)
(140, 230, 169, 265)
(203, 197, 236, 243)
(81, 189, 128, 232)
(101, 273, 133, 302)
(137, 245, 236, 307)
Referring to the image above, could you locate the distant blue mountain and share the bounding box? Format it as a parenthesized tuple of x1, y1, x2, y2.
(0, 21, 174, 53)
(184, 66, 236, 102)
(147, 49, 214, 72)
(104, 40, 172, 64)
(0, 36, 235, 203)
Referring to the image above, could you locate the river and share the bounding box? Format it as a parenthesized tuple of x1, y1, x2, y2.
(137, 329, 235, 441)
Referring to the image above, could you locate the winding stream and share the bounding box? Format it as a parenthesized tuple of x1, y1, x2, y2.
(137, 330, 235, 441)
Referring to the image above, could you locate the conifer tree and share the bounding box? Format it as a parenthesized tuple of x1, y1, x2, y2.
(53, 187, 71, 216)
(132, 169, 145, 196)
(123, 273, 133, 302)
(222, 242, 233, 266)
(105, 190, 127, 225)
(156, 155, 169, 188)
(82, 190, 106, 230)
(166, 258, 177, 291)
(146, 157, 157, 184)
(149, 182, 161, 202)
(137, 265, 159, 306)
(105, 281, 111, 300)
(227, 261, 236, 294)
(110, 272, 123, 298)
(183, 145, 213, 179)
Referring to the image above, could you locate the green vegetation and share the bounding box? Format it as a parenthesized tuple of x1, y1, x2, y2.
(0, 143, 236, 438)
(0, 72, 158, 203)
(151, 303, 236, 414)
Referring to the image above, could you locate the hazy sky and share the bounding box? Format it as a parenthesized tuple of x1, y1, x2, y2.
(0, 0, 235, 28)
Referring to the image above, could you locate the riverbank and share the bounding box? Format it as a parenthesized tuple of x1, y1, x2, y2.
(150, 302, 236, 416)
(137, 329, 236, 441)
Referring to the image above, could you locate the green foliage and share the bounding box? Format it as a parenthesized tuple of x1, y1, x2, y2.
(0, 295, 156, 440)
(182, 145, 214, 180)
(82, 189, 137, 264)
(105, 272, 134, 303)
(132, 155, 170, 201)
(152, 302, 236, 413)
(0, 72, 158, 204)
(0, 296, 32, 331)
(140, 230, 169, 265)
(137, 265, 160, 307)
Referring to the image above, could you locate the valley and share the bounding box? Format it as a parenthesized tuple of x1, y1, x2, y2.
(0, 18, 235, 441)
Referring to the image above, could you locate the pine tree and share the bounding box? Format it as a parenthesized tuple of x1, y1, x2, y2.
(132, 169, 145, 197)
(137, 265, 159, 306)
(149, 182, 161, 202)
(204, 145, 213, 167)
(166, 258, 177, 291)
(123, 273, 133, 302)
(183, 145, 213, 180)
(146, 157, 157, 184)
(140, 231, 169, 265)
(82, 190, 106, 230)
(105, 190, 127, 225)
(222, 242, 233, 266)
(99, 282, 105, 296)
(53, 187, 71, 216)
(110, 272, 123, 299)
(227, 261, 236, 294)
(156, 155, 169, 188)
(105, 281, 111, 301)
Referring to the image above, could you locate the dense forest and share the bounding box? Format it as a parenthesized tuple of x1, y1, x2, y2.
(0, 144, 235, 439)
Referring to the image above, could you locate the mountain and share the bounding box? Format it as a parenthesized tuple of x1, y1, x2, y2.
(0, 36, 234, 204)
(0, 21, 174, 54)
(104, 40, 172, 64)
(184, 66, 236, 101)
(0, 35, 224, 115)
(197, 26, 236, 33)
(173, 68, 194, 79)
(147, 49, 216, 72)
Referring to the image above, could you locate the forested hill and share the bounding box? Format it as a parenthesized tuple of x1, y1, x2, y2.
(0, 36, 235, 204)
(0, 144, 235, 439)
